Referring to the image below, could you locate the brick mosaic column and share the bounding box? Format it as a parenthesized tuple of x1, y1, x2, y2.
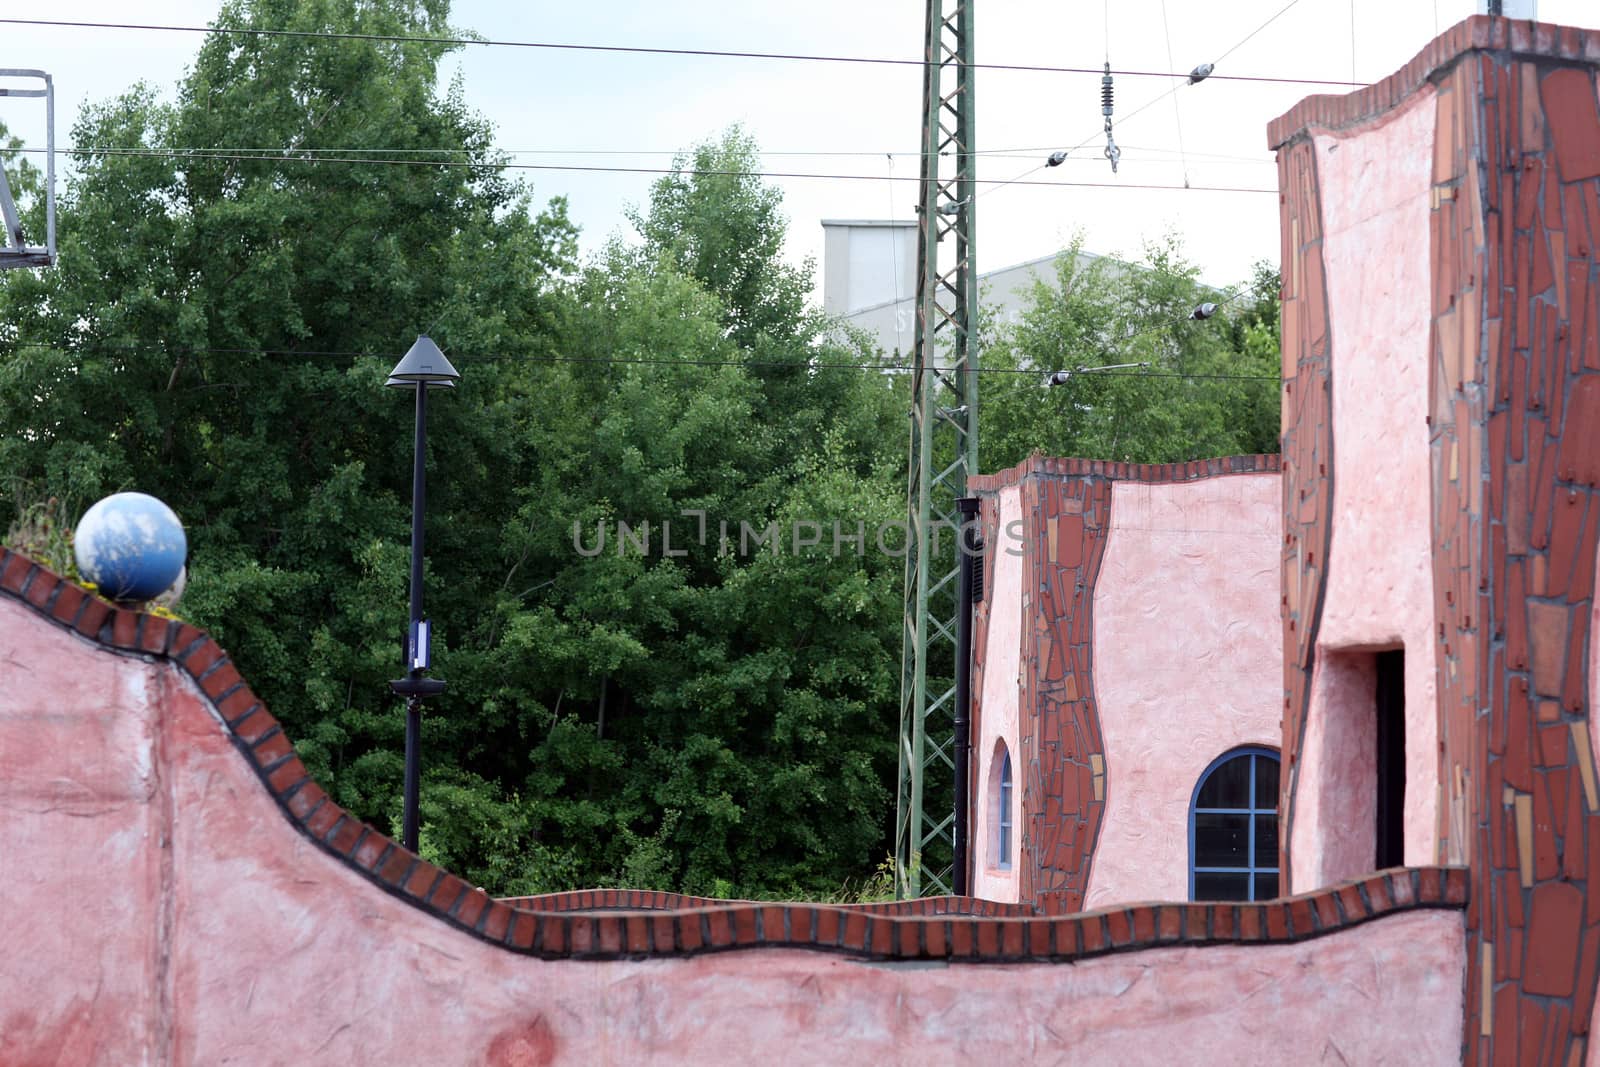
(1466, 47, 1600, 1063)
(1276, 135, 1336, 887)
(1273, 17, 1600, 1061)
(1428, 53, 1488, 879)
(1016, 472, 1112, 912)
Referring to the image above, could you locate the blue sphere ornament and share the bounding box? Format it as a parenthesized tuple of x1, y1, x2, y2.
(74, 492, 188, 602)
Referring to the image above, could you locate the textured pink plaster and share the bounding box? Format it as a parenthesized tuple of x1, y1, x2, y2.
(973, 485, 1022, 902)
(1293, 652, 1380, 890)
(1087, 475, 1282, 908)
(0, 612, 169, 1067)
(1298, 90, 1441, 881)
(0, 593, 1470, 1064)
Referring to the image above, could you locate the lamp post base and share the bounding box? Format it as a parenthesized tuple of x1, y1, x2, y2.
(389, 677, 447, 852)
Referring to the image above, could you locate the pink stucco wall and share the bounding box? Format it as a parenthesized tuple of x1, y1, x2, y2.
(1087, 475, 1282, 908)
(0, 580, 1470, 1064)
(972, 484, 1022, 902)
(1291, 89, 1442, 889)
(0, 622, 168, 1066)
(1295, 652, 1380, 888)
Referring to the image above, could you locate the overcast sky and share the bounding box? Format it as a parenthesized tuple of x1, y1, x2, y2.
(5, 1, 1598, 296)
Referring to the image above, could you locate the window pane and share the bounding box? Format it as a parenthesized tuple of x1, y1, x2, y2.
(1194, 813, 1250, 868)
(1256, 756, 1280, 810)
(1197, 756, 1252, 809)
(1195, 872, 1251, 901)
(1255, 814, 1279, 865)
(1253, 872, 1280, 901)
(998, 752, 1013, 867)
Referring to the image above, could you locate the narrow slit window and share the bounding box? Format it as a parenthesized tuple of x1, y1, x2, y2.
(1375, 649, 1407, 869)
(998, 750, 1013, 869)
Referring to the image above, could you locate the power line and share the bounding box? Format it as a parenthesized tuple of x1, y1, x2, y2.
(1215, 0, 1306, 65)
(1159, 0, 1192, 188)
(0, 17, 1361, 89)
(984, 0, 1316, 199)
(980, 80, 1190, 199)
(2, 142, 1275, 164)
(14, 146, 1276, 195)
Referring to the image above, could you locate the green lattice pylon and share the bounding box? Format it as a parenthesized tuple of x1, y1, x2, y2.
(894, 0, 977, 899)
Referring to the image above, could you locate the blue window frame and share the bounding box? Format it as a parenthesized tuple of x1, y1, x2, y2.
(998, 750, 1013, 869)
(1189, 746, 1280, 902)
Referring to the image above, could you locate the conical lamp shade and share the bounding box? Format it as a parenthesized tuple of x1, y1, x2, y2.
(386, 335, 461, 388)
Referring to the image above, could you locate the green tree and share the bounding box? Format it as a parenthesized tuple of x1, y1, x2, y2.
(627, 126, 811, 351)
(3, 8, 910, 898)
(435, 134, 909, 896)
(978, 235, 1280, 469)
(0, 0, 1279, 901)
(0, 0, 579, 872)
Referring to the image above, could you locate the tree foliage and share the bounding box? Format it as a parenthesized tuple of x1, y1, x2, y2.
(0, 0, 907, 899)
(979, 237, 1279, 469)
(0, 0, 1278, 899)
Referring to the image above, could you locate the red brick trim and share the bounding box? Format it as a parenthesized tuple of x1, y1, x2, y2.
(0, 549, 1466, 962)
(499, 890, 1037, 917)
(1268, 16, 1600, 150)
(1015, 474, 1111, 911)
(967, 454, 1278, 495)
(453, 869, 1469, 961)
(1427, 53, 1484, 883)
(1277, 136, 1336, 892)
(1451, 50, 1600, 1066)
(500, 868, 1465, 960)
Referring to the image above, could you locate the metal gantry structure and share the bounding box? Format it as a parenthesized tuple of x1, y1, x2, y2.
(894, 0, 977, 899)
(0, 69, 56, 271)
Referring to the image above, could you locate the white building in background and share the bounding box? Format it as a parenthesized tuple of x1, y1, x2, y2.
(821, 218, 1123, 358)
(820, 219, 918, 356)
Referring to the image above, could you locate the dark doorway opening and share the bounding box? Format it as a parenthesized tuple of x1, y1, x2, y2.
(1374, 649, 1406, 869)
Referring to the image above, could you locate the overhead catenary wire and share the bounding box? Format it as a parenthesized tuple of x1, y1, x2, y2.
(885, 153, 909, 354)
(6, 144, 1264, 161)
(984, 0, 1317, 199)
(979, 79, 1190, 199)
(1212, 0, 1306, 66)
(2, 142, 1277, 165)
(1349, 0, 1359, 86)
(0, 17, 1361, 88)
(11, 146, 1276, 195)
(1101, 0, 1119, 173)
(1158, 0, 1191, 188)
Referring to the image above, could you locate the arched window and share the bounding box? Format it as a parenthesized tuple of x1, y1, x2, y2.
(987, 741, 1014, 871)
(998, 750, 1013, 869)
(1189, 746, 1280, 901)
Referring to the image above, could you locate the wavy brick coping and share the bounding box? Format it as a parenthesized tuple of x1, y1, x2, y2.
(492, 868, 1464, 961)
(500, 890, 1036, 917)
(967, 454, 1278, 495)
(0, 548, 1466, 961)
(1269, 15, 1600, 150)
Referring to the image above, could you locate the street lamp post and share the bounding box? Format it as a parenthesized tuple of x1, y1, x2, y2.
(386, 335, 460, 852)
